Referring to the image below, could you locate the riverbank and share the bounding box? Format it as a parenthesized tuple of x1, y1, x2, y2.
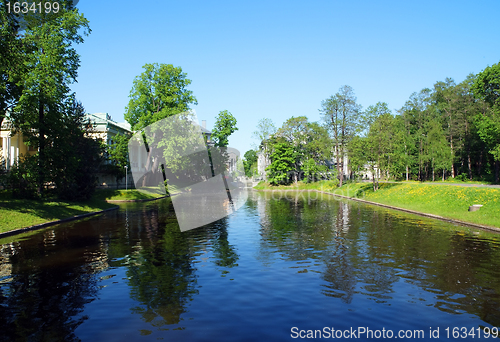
(0, 189, 164, 234)
(254, 181, 500, 230)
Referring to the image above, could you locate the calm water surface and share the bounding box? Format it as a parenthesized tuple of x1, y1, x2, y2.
(1, 191, 500, 341)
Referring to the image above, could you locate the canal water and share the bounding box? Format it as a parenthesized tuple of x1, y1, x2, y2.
(1, 191, 500, 341)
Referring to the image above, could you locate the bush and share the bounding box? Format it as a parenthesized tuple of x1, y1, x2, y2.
(6, 155, 40, 199)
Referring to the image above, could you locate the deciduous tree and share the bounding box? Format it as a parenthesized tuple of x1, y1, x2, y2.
(8, 3, 90, 196)
(321, 85, 362, 187)
(124, 64, 197, 186)
(211, 110, 238, 147)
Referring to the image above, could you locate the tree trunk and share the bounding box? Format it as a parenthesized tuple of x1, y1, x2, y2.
(450, 139, 455, 178)
(38, 98, 45, 196)
(442, 169, 445, 181)
(496, 160, 499, 184)
(468, 152, 472, 180)
(477, 151, 483, 177)
(338, 145, 343, 187)
(372, 166, 377, 191)
(432, 158, 435, 181)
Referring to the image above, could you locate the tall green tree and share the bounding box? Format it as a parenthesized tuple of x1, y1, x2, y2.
(125, 63, 197, 131)
(7, 99, 103, 200)
(320, 85, 362, 187)
(276, 116, 308, 182)
(425, 119, 451, 181)
(124, 63, 197, 186)
(252, 117, 277, 167)
(365, 113, 397, 190)
(361, 102, 391, 136)
(252, 118, 276, 147)
(265, 137, 296, 185)
(472, 62, 500, 111)
(51, 100, 104, 200)
(0, 3, 24, 128)
(472, 61, 500, 182)
(105, 133, 131, 187)
(399, 89, 433, 181)
(8, 3, 90, 196)
(432, 77, 464, 178)
(243, 149, 258, 177)
(211, 110, 238, 147)
(274, 116, 332, 182)
(347, 136, 368, 180)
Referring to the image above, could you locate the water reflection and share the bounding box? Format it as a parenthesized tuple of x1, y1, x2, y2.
(255, 191, 500, 328)
(0, 198, 240, 340)
(0, 192, 499, 341)
(0, 226, 103, 341)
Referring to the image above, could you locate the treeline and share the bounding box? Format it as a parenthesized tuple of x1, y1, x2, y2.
(247, 117, 335, 185)
(349, 64, 500, 188)
(248, 61, 500, 186)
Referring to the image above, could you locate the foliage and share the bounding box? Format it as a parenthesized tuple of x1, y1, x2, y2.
(105, 133, 131, 184)
(303, 158, 329, 183)
(471, 61, 500, 111)
(211, 110, 238, 147)
(265, 137, 297, 185)
(320, 85, 362, 187)
(6, 100, 104, 200)
(124, 64, 197, 187)
(51, 100, 104, 201)
(243, 149, 258, 177)
(0, 3, 24, 128)
(347, 136, 368, 179)
(260, 62, 499, 186)
(472, 62, 500, 182)
(6, 154, 39, 199)
(360, 102, 391, 136)
(124, 63, 197, 131)
(252, 117, 276, 150)
(7, 3, 91, 196)
(426, 119, 452, 181)
(274, 116, 332, 183)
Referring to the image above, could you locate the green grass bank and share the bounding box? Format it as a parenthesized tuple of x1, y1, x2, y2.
(254, 180, 500, 229)
(0, 189, 163, 234)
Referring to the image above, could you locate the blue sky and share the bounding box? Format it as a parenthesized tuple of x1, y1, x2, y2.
(70, 0, 500, 156)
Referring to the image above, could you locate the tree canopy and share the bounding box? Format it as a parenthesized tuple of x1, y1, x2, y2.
(211, 110, 238, 147)
(4, 2, 93, 198)
(125, 63, 197, 131)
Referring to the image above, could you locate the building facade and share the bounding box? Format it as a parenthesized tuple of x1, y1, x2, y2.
(1, 120, 37, 171)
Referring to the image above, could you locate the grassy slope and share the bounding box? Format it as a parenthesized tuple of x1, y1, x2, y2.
(94, 188, 164, 201)
(0, 189, 162, 233)
(255, 181, 500, 228)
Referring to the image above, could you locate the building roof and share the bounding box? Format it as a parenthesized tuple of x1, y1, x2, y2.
(85, 113, 132, 134)
(200, 125, 211, 135)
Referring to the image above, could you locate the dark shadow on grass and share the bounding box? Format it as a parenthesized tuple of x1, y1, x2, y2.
(93, 189, 161, 201)
(351, 182, 404, 198)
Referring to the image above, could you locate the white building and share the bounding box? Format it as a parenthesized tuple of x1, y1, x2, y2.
(257, 150, 270, 180)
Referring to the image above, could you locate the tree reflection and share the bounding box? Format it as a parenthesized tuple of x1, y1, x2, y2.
(255, 190, 500, 326)
(322, 202, 357, 303)
(0, 227, 103, 342)
(123, 198, 238, 327)
(126, 221, 198, 326)
(209, 218, 239, 269)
